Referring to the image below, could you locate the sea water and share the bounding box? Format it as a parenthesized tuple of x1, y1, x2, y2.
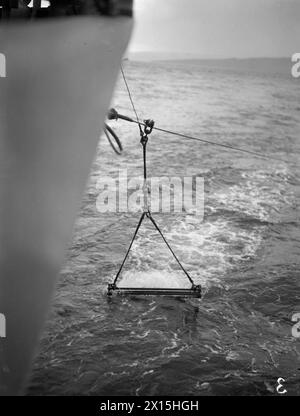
(28, 60, 300, 396)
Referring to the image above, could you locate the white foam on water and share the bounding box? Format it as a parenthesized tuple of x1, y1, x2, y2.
(119, 269, 190, 288)
(212, 168, 294, 222)
(116, 215, 263, 290)
(115, 163, 295, 291)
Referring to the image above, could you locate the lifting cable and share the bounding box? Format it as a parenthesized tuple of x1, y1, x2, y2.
(107, 110, 296, 167)
(120, 64, 144, 137)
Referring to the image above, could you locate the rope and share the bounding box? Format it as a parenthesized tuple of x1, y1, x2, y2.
(113, 212, 146, 286)
(108, 108, 296, 166)
(128, 119, 295, 166)
(142, 138, 147, 180)
(147, 212, 195, 286)
(120, 64, 144, 137)
(113, 211, 195, 287)
(104, 123, 123, 155)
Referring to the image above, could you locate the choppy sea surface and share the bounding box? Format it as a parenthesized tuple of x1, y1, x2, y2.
(28, 60, 300, 396)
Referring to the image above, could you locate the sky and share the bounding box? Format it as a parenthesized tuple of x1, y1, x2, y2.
(129, 0, 300, 58)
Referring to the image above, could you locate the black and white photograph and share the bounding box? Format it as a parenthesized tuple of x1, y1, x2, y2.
(0, 0, 299, 399)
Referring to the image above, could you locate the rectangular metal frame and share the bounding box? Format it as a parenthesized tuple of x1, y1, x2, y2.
(110, 286, 202, 298)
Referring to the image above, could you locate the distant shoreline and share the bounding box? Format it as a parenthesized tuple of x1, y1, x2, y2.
(127, 54, 293, 76)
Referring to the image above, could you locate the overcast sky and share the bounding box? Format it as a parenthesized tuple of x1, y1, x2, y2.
(129, 0, 300, 58)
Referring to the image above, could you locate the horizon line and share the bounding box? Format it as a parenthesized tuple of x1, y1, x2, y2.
(127, 52, 292, 60)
